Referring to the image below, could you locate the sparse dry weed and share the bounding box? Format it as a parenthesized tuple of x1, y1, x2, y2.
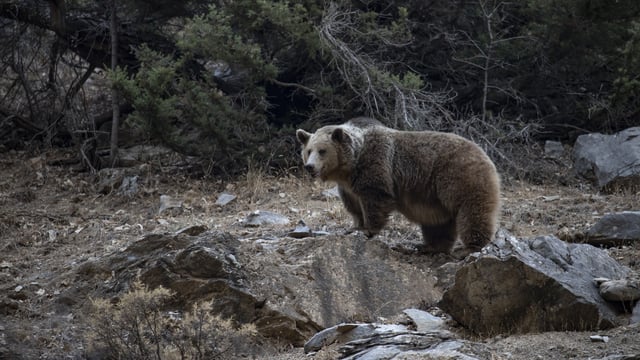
(85, 281, 257, 360)
(243, 159, 271, 204)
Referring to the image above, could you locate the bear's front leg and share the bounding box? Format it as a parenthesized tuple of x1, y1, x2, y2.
(338, 186, 365, 232)
(359, 195, 395, 238)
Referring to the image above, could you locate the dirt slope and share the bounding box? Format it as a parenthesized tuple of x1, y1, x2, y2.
(0, 149, 638, 359)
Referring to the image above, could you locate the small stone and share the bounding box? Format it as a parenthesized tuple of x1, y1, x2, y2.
(598, 279, 640, 302)
(631, 300, 640, 325)
(321, 186, 340, 199)
(589, 335, 609, 343)
(159, 195, 183, 214)
(542, 195, 561, 202)
(226, 254, 240, 267)
(215, 192, 237, 206)
(544, 140, 564, 159)
(118, 175, 139, 197)
(288, 220, 312, 238)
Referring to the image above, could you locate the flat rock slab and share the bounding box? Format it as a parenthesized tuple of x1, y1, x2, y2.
(440, 231, 631, 336)
(242, 210, 290, 227)
(305, 320, 490, 360)
(402, 308, 444, 332)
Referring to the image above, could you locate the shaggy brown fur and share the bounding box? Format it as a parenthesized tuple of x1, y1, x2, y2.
(296, 117, 501, 254)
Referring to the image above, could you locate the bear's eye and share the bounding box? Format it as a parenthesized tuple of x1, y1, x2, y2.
(318, 149, 327, 156)
(307, 150, 311, 156)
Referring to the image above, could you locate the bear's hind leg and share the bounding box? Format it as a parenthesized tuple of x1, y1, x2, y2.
(456, 207, 497, 253)
(420, 220, 456, 253)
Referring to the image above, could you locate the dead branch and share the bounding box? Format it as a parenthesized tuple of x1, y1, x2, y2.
(318, 3, 454, 130)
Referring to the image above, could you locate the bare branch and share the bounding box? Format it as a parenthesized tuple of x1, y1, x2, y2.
(318, 3, 454, 130)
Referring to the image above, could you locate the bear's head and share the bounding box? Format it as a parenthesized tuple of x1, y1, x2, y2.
(296, 125, 357, 182)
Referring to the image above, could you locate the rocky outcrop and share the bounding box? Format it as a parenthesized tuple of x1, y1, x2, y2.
(71, 225, 636, 351)
(74, 230, 442, 345)
(573, 127, 640, 191)
(439, 231, 631, 335)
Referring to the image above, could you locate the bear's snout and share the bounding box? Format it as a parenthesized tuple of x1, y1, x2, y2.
(304, 164, 315, 173)
(304, 164, 319, 177)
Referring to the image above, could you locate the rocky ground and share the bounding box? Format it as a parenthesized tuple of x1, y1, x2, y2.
(0, 147, 639, 359)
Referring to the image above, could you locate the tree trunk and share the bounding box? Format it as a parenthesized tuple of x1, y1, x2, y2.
(110, 0, 119, 166)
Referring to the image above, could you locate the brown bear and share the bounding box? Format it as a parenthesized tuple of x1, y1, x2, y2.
(296, 117, 501, 254)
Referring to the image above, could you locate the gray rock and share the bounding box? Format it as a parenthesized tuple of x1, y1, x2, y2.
(545, 140, 565, 159)
(253, 236, 442, 331)
(176, 224, 208, 236)
(118, 175, 138, 197)
(288, 220, 312, 238)
(632, 301, 640, 324)
(321, 186, 340, 199)
(590, 335, 610, 343)
(215, 192, 237, 206)
(403, 309, 444, 332)
(158, 194, 183, 214)
(573, 127, 640, 190)
(598, 279, 640, 302)
(592, 355, 640, 360)
(338, 329, 481, 360)
(439, 231, 630, 335)
(243, 210, 290, 227)
(587, 212, 640, 246)
(73, 231, 319, 345)
(97, 166, 149, 195)
(304, 323, 398, 353)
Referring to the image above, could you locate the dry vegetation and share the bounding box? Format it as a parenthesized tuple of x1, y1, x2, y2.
(87, 281, 257, 359)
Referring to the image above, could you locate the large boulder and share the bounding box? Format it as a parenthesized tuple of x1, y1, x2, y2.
(573, 127, 640, 191)
(586, 211, 640, 247)
(439, 231, 630, 335)
(243, 235, 442, 330)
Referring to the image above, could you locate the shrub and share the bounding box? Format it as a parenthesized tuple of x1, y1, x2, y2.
(85, 281, 257, 359)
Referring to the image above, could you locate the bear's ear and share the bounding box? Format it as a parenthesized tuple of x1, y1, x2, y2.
(331, 128, 350, 144)
(296, 129, 311, 145)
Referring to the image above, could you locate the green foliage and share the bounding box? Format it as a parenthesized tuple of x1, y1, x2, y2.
(115, 1, 326, 174)
(114, 43, 269, 172)
(612, 21, 640, 111)
(104, 0, 640, 173)
(179, 5, 275, 80)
